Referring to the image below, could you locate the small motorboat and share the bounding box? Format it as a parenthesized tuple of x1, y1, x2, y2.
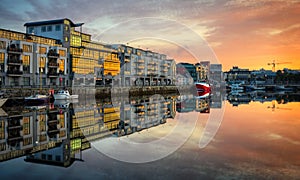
(53, 90, 79, 100)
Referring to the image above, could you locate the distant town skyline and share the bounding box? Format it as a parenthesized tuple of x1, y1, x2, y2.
(1, 0, 299, 71)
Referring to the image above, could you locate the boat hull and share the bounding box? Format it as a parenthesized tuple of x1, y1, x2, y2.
(195, 82, 211, 94)
(25, 95, 49, 105)
(53, 94, 71, 100)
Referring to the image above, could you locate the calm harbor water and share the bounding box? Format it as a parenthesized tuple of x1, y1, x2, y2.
(0, 91, 300, 179)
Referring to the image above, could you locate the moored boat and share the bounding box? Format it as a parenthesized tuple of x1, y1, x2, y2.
(53, 90, 78, 100)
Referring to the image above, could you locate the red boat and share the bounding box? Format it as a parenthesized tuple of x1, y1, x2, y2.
(195, 82, 211, 96)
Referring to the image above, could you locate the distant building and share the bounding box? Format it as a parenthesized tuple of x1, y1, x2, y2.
(0, 28, 67, 88)
(225, 66, 251, 84)
(112, 44, 176, 86)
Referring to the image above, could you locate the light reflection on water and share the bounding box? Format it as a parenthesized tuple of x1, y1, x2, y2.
(0, 91, 300, 179)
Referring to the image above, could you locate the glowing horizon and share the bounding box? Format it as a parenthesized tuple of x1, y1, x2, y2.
(1, 0, 299, 71)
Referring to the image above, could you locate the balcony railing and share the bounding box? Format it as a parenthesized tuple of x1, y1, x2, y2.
(47, 51, 59, 58)
(7, 70, 23, 76)
(48, 72, 59, 77)
(8, 59, 23, 65)
(7, 47, 23, 54)
(48, 62, 59, 67)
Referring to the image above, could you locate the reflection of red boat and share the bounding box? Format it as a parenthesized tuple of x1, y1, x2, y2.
(195, 82, 211, 96)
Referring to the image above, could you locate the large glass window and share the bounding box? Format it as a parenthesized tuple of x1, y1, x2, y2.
(59, 59, 64, 72)
(0, 41, 6, 49)
(23, 44, 32, 52)
(47, 25, 52, 32)
(23, 117, 30, 135)
(38, 47, 47, 54)
(70, 35, 81, 47)
(23, 77, 30, 85)
(41, 26, 46, 32)
(59, 49, 66, 57)
(55, 25, 61, 31)
(0, 52, 4, 63)
(23, 55, 30, 65)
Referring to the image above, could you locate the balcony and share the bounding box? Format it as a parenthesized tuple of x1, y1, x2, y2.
(47, 50, 59, 58)
(48, 62, 59, 67)
(136, 66, 145, 70)
(8, 59, 23, 65)
(48, 71, 59, 77)
(124, 58, 130, 63)
(7, 70, 23, 76)
(7, 46, 23, 54)
(137, 60, 144, 63)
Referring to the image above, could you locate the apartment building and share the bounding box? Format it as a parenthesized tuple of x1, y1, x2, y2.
(113, 44, 176, 87)
(24, 18, 119, 87)
(0, 29, 67, 88)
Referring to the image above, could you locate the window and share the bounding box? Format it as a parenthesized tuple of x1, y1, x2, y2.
(0, 41, 6, 49)
(55, 25, 61, 31)
(65, 36, 68, 42)
(0, 53, 4, 63)
(23, 77, 30, 85)
(47, 25, 52, 32)
(41, 26, 46, 32)
(0, 143, 6, 151)
(23, 55, 30, 66)
(56, 155, 61, 161)
(23, 137, 32, 146)
(23, 66, 30, 73)
(42, 154, 46, 160)
(48, 154, 52, 161)
(28, 27, 34, 34)
(59, 59, 64, 72)
(59, 49, 66, 57)
(65, 25, 69, 31)
(23, 44, 32, 52)
(38, 47, 47, 54)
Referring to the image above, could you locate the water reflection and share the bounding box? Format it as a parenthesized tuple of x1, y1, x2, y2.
(0, 90, 298, 168)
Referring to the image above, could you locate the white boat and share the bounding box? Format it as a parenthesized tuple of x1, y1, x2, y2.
(53, 90, 79, 100)
(0, 98, 8, 107)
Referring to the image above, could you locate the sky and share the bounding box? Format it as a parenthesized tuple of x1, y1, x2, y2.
(0, 0, 299, 71)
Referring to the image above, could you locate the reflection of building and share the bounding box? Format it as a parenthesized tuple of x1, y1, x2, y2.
(0, 106, 68, 162)
(117, 96, 176, 136)
(209, 64, 223, 85)
(176, 95, 196, 113)
(0, 29, 67, 88)
(195, 98, 210, 113)
(195, 61, 210, 82)
(176, 63, 197, 85)
(1, 95, 177, 165)
(113, 44, 176, 87)
(24, 18, 120, 87)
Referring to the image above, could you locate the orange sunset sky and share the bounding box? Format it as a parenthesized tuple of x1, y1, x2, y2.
(1, 0, 299, 71)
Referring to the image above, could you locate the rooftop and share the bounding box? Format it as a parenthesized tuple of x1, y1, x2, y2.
(24, 18, 84, 27)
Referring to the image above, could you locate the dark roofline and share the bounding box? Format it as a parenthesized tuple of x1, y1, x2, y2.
(0, 28, 61, 42)
(24, 18, 84, 27)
